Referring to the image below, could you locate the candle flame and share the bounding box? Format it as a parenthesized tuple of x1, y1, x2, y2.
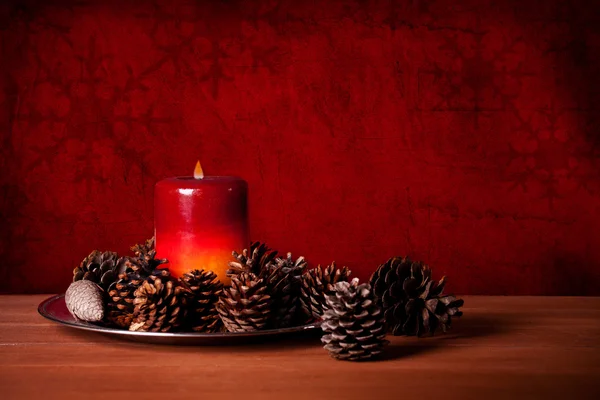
(193, 161, 204, 180)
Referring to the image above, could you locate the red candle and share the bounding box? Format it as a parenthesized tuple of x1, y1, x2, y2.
(154, 162, 249, 284)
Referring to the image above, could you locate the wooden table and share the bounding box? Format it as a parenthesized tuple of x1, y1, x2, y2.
(1, 295, 599, 399)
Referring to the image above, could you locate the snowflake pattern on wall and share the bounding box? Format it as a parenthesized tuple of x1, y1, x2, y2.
(1, 0, 599, 294)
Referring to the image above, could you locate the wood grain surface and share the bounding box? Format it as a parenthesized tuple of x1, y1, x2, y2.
(1, 295, 599, 400)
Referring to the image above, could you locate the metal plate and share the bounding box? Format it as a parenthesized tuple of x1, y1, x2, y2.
(38, 294, 321, 345)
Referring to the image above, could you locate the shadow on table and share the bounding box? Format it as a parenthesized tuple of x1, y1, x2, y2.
(376, 342, 443, 361)
(443, 314, 511, 340)
(375, 314, 515, 362)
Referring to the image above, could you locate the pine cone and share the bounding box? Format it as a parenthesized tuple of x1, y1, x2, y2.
(129, 237, 168, 275)
(227, 242, 277, 277)
(65, 280, 105, 322)
(300, 262, 352, 320)
(131, 237, 155, 260)
(105, 269, 171, 329)
(321, 278, 388, 361)
(264, 252, 307, 328)
(105, 272, 144, 328)
(73, 250, 129, 290)
(179, 269, 223, 332)
(370, 256, 464, 336)
(129, 272, 187, 332)
(216, 272, 272, 332)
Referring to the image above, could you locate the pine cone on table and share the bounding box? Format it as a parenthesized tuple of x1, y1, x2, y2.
(216, 272, 272, 332)
(227, 242, 277, 277)
(73, 250, 129, 290)
(300, 262, 352, 320)
(179, 269, 223, 332)
(321, 278, 388, 361)
(370, 256, 464, 336)
(129, 272, 187, 332)
(404, 291, 464, 336)
(264, 252, 307, 328)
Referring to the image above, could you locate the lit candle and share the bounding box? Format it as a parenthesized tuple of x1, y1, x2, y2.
(154, 161, 249, 284)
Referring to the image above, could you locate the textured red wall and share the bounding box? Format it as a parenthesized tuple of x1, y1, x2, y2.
(1, 0, 599, 295)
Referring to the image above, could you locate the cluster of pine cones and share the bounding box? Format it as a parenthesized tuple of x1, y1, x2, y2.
(71, 240, 349, 334)
(72, 238, 199, 332)
(70, 239, 463, 361)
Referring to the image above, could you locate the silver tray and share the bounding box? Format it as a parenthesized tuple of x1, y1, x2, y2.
(38, 294, 321, 345)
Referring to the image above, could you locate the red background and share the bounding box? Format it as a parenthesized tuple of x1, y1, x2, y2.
(1, 0, 599, 295)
